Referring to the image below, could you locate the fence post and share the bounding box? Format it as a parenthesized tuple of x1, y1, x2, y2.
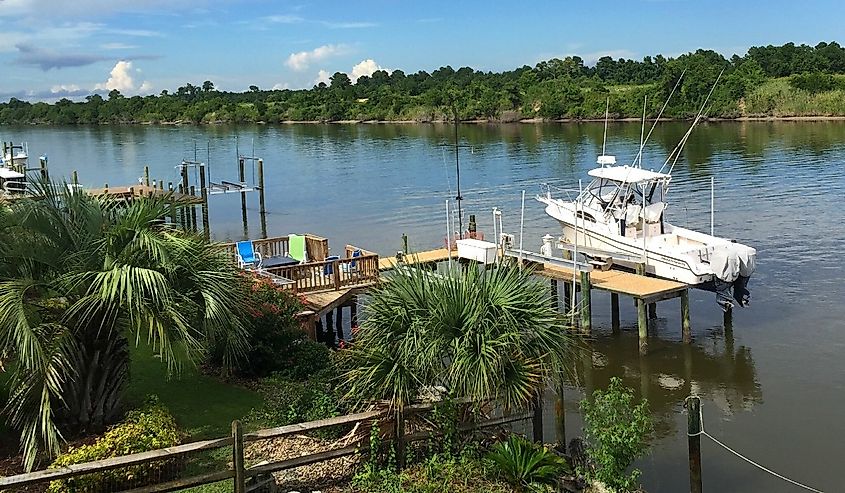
(395, 407, 406, 471)
(686, 396, 703, 493)
(232, 420, 246, 493)
(532, 392, 544, 444)
(333, 260, 341, 290)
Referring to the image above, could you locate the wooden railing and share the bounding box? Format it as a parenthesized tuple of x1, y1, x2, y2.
(0, 401, 537, 493)
(265, 252, 380, 294)
(221, 234, 329, 264)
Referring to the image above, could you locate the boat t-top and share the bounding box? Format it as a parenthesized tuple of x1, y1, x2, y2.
(537, 77, 756, 310)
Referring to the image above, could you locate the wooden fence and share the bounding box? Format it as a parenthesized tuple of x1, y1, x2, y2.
(220, 234, 330, 264)
(0, 400, 538, 493)
(264, 250, 380, 294)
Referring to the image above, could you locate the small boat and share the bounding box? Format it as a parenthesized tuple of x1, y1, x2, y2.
(537, 80, 756, 309)
(0, 168, 28, 196)
(1, 142, 29, 169)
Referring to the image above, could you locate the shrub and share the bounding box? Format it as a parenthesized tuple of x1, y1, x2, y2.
(789, 72, 841, 94)
(210, 276, 307, 378)
(580, 377, 653, 492)
(47, 397, 182, 492)
(247, 365, 347, 438)
(485, 434, 571, 492)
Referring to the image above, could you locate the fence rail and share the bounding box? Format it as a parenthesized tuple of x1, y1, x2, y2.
(0, 402, 537, 493)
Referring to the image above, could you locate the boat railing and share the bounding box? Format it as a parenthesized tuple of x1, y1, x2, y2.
(539, 183, 584, 203)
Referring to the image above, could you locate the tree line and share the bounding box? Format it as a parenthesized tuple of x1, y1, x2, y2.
(3, 41, 845, 124)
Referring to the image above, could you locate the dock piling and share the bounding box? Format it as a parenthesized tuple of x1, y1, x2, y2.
(550, 279, 559, 310)
(611, 293, 620, 335)
(579, 271, 592, 334)
(325, 310, 335, 348)
(257, 158, 267, 239)
(199, 164, 209, 240)
(681, 290, 691, 343)
(648, 302, 657, 319)
(335, 306, 344, 343)
(72, 170, 79, 189)
(238, 158, 248, 238)
(686, 396, 703, 493)
(39, 156, 49, 181)
(189, 186, 197, 231)
(144, 166, 150, 186)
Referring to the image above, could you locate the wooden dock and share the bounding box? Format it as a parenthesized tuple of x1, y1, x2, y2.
(379, 248, 452, 270)
(534, 264, 687, 302)
(86, 184, 204, 204)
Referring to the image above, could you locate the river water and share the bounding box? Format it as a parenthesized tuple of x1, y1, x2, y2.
(4, 122, 844, 491)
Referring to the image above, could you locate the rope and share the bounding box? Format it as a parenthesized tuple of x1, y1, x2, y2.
(686, 397, 824, 493)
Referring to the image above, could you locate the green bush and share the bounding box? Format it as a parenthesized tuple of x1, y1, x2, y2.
(210, 275, 307, 378)
(789, 72, 842, 94)
(247, 365, 347, 438)
(47, 397, 182, 492)
(485, 434, 571, 492)
(580, 377, 653, 492)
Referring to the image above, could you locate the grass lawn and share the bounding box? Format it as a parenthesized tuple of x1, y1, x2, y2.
(125, 343, 264, 439)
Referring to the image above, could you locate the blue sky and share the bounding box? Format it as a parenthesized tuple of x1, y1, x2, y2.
(1, 0, 843, 100)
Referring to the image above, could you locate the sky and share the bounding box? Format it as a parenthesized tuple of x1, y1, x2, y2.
(1, 0, 844, 101)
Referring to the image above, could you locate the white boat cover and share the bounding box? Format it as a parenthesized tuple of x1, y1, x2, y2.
(711, 243, 756, 282)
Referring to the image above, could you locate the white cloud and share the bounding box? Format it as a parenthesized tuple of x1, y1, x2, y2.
(101, 42, 138, 50)
(263, 14, 304, 24)
(51, 84, 80, 93)
(94, 60, 152, 94)
(286, 44, 346, 71)
(272, 82, 290, 90)
(139, 81, 153, 93)
(314, 69, 330, 85)
(320, 20, 377, 29)
(350, 59, 386, 83)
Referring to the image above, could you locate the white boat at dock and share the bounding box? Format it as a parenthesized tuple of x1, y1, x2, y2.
(1, 142, 29, 169)
(537, 81, 756, 309)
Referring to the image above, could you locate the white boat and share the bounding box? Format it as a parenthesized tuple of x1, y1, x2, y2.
(1, 142, 28, 169)
(538, 155, 756, 308)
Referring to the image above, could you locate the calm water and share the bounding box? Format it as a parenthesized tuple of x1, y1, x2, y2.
(4, 122, 845, 491)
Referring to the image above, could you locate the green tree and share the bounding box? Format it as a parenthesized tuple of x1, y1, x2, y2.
(580, 377, 653, 492)
(0, 182, 248, 469)
(341, 263, 573, 410)
(202, 80, 215, 93)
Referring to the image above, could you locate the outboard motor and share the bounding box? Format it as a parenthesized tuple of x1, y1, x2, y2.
(711, 244, 756, 310)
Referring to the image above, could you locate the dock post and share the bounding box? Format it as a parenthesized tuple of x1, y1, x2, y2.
(723, 306, 733, 334)
(335, 306, 344, 344)
(71, 170, 79, 189)
(611, 293, 620, 335)
(180, 163, 189, 197)
(681, 290, 691, 343)
(104, 183, 108, 194)
(686, 396, 703, 493)
(579, 271, 592, 334)
(144, 165, 150, 186)
(315, 318, 324, 343)
(199, 164, 210, 239)
(39, 156, 49, 181)
(232, 420, 246, 493)
(532, 392, 544, 444)
(189, 186, 198, 231)
(402, 233, 409, 254)
(550, 279, 559, 310)
(257, 158, 267, 239)
(177, 184, 186, 230)
(325, 310, 335, 348)
(648, 303, 657, 319)
(555, 377, 566, 453)
(238, 158, 248, 238)
(636, 264, 648, 355)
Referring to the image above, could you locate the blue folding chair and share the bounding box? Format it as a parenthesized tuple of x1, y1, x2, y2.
(236, 240, 262, 269)
(323, 255, 340, 276)
(342, 249, 362, 273)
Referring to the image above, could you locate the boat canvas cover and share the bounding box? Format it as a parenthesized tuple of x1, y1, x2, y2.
(0, 168, 25, 179)
(587, 166, 670, 184)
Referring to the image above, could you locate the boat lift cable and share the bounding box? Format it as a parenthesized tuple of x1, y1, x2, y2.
(686, 397, 824, 493)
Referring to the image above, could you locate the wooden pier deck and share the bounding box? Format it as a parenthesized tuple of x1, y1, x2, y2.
(379, 248, 452, 270)
(86, 184, 204, 204)
(534, 264, 687, 302)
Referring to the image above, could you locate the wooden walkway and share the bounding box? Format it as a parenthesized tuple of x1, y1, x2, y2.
(86, 184, 204, 204)
(534, 264, 687, 302)
(379, 248, 452, 271)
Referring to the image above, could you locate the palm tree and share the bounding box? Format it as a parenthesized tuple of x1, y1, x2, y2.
(0, 181, 248, 469)
(341, 263, 574, 410)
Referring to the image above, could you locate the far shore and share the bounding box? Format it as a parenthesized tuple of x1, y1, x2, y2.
(9, 115, 845, 126)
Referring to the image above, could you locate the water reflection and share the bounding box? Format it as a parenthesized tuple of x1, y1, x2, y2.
(567, 326, 761, 439)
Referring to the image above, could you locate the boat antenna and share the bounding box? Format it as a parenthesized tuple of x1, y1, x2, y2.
(661, 68, 725, 176)
(601, 97, 609, 157)
(637, 95, 647, 168)
(631, 69, 686, 168)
